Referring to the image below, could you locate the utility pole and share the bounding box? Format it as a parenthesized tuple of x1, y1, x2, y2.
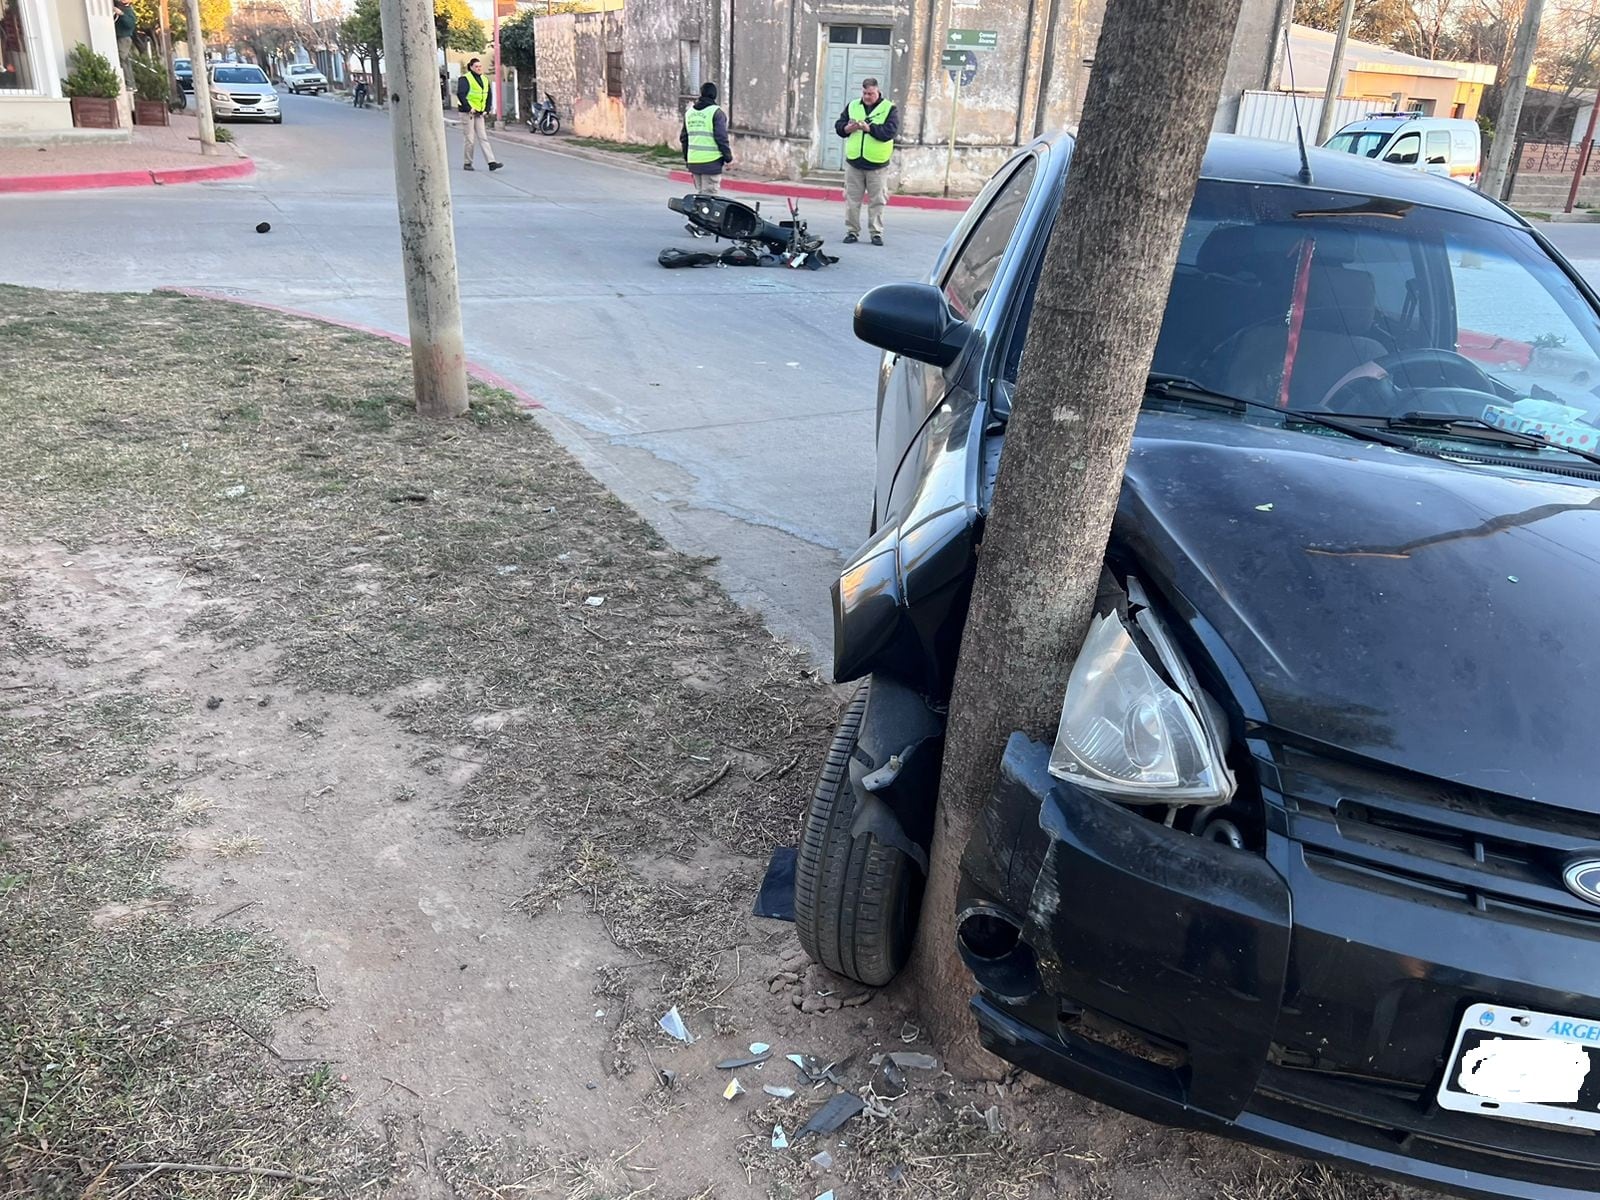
(1482, 0, 1547, 201)
(1313, 0, 1357, 145)
(377, 0, 470, 418)
(183, 0, 217, 152)
(1566, 92, 1600, 212)
(157, 0, 179, 107)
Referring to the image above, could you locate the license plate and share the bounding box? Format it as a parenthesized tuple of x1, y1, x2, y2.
(1437, 1002, 1600, 1131)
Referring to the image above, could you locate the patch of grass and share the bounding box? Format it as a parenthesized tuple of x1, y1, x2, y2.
(570, 136, 682, 165)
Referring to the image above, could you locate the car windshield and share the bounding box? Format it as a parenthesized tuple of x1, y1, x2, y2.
(291, 65, 315, 73)
(1324, 130, 1392, 158)
(214, 67, 268, 84)
(1144, 181, 1600, 438)
(175, 59, 190, 69)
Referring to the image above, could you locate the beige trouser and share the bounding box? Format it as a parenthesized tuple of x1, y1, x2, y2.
(692, 172, 722, 195)
(117, 37, 134, 88)
(463, 113, 497, 166)
(844, 163, 890, 236)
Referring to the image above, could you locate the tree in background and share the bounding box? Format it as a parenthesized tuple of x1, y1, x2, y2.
(231, 0, 296, 73)
(1293, 0, 1414, 45)
(499, 7, 536, 76)
(433, 0, 485, 53)
(339, 0, 382, 94)
(131, 0, 230, 47)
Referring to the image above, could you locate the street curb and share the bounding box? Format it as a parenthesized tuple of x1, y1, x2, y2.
(443, 118, 679, 178)
(155, 287, 542, 410)
(0, 155, 254, 194)
(666, 169, 973, 211)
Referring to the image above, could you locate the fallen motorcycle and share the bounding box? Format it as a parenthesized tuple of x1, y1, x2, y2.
(659, 194, 836, 270)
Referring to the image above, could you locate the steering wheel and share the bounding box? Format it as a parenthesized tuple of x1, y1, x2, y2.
(1319, 348, 1498, 415)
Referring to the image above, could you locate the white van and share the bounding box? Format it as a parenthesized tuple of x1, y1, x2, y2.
(1323, 114, 1482, 188)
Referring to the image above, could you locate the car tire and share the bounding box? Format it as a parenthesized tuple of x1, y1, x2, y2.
(272, 115, 283, 123)
(794, 679, 924, 987)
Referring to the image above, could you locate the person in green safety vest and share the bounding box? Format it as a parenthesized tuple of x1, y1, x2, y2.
(455, 58, 504, 173)
(679, 81, 734, 197)
(833, 76, 898, 246)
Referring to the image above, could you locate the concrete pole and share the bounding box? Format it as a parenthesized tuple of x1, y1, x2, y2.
(182, 0, 217, 152)
(1565, 91, 1600, 212)
(1482, 0, 1548, 201)
(377, 0, 470, 419)
(1313, 0, 1357, 145)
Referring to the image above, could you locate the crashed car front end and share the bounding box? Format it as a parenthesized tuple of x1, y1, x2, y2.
(956, 441, 1600, 1198)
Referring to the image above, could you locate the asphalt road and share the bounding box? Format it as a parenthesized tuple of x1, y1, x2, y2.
(0, 93, 965, 663)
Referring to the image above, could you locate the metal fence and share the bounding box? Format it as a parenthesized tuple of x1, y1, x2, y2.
(1234, 91, 1386, 144)
(1516, 140, 1600, 175)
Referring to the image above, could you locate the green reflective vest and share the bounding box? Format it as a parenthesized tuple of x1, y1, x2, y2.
(685, 104, 722, 165)
(465, 72, 488, 113)
(845, 98, 894, 165)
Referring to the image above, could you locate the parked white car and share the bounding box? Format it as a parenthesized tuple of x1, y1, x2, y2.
(1323, 113, 1482, 187)
(209, 64, 282, 123)
(284, 63, 328, 95)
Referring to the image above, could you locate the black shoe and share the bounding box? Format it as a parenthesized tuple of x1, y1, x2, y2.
(489, 161, 503, 171)
(871, 234, 883, 246)
(842, 232, 858, 244)
(462, 163, 474, 171)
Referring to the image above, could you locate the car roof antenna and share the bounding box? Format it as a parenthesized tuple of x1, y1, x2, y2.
(1281, 24, 1314, 185)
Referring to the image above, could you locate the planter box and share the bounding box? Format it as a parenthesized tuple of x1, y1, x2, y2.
(134, 99, 169, 126)
(69, 96, 120, 129)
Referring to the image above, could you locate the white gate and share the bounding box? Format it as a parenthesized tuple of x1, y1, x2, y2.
(1234, 91, 1386, 146)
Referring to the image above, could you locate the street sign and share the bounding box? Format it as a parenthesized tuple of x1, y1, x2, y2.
(943, 48, 977, 87)
(946, 28, 998, 50)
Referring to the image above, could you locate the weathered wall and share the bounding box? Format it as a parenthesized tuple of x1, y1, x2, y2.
(543, 0, 1287, 193)
(1214, 0, 1289, 131)
(534, 13, 578, 125)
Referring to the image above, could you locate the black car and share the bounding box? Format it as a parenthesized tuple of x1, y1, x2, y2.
(175, 57, 192, 91)
(794, 134, 1600, 1199)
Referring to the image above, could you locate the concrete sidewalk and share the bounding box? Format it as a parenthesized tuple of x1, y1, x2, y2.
(0, 114, 253, 192)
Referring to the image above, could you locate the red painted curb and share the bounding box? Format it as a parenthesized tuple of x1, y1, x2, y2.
(0, 155, 253, 194)
(158, 288, 542, 410)
(667, 169, 972, 212)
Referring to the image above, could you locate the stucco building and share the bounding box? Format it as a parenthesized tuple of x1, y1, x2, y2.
(2, 0, 132, 135)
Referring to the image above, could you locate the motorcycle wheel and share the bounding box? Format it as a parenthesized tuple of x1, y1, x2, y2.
(539, 111, 559, 135)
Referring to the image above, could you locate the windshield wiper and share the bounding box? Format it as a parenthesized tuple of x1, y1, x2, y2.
(1386, 410, 1600, 469)
(1145, 373, 1424, 454)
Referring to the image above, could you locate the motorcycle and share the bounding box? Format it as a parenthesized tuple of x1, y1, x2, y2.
(659, 193, 836, 270)
(525, 92, 560, 135)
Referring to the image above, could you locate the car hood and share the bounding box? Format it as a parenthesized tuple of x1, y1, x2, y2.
(1117, 410, 1600, 814)
(213, 81, 275, 95)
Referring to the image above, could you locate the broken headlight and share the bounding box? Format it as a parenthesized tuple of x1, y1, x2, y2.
(1048, 585, 1235, 806)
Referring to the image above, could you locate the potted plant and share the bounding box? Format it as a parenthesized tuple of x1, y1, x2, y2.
(131, 51, 170, 125)
(61, 43, 122, 128)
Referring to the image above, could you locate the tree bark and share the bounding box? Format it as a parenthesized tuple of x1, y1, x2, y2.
(901, 0, 1246, 1068)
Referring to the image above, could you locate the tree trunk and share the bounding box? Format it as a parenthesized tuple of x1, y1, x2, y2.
(900, 0, 1246, 1068)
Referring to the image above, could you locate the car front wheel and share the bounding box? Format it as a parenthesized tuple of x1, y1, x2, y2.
(794, 679, 924, 987)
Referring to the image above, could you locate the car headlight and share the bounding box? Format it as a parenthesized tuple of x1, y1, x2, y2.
(211, 91, 228, 102)
(1048, 583, 1234, 805)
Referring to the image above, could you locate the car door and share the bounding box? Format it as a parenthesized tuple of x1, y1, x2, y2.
(1424, 129, 1452, 177)
(1383, 130, 1423, 168)
(874, 154, 1042, 528)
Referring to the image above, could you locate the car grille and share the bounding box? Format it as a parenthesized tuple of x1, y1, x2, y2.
(1273, 748, 1600, 929)
(233, 94, 261, 105)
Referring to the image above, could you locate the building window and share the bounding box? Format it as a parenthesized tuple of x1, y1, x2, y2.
(860, 27, 891, 45)
(679, 39, 700, 95)
(605, 50, 622, 98)
(829, 25, 891, 45)
(0, 0, 39, 91)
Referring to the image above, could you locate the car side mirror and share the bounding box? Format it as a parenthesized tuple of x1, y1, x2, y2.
(854, 282, 967, 368)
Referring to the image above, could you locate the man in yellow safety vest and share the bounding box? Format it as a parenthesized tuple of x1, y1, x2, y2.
(833, 77, 898, 246)
(679, 81, 733, 197)
(455, 58, 504, 173)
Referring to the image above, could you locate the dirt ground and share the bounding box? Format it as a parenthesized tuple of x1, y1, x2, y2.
(0, 287, 1433, 1200)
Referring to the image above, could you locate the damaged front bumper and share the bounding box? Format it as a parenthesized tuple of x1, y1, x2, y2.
(958, 734, 1600, 1200)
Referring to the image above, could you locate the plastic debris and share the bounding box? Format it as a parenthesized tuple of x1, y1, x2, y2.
(796, 1093, 865, 1139)
(1255, 503, 1274, 512)
(584, 595, 605, 606)
(658, 1007, 694, 1043)
(656, 1068, 678, 1090)
(717, 1050, 773, 1069)
(1508, 575, 1520, 583)
(221, 485, 247, 499)
(750, 1042, 771, 1054)
(809, 1150, 834, 1171)
(763, 1085, 797, 1099)
(723, 1076, 746, 1100)
(787, 1053, 845, 1085)
(899, 1022, 921, 1044)
(985, 1105, 1004, 1134)
(872, 1058, 907, 1100)
(496, 565, 520, 575)
(815, 1192, 835, 1200)
(771, 1123, 789, 1150)
(889, 1052, 939, 1072)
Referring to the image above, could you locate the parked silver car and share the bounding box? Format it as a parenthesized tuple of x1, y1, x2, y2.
(208, 64, 282, 123)
(284, 63, 328, 94)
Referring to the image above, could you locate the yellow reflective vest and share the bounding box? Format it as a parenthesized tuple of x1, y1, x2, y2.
(685, 104, 722, 165)
(845, 98, 894, 165)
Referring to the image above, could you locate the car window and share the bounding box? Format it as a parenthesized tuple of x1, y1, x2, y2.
(1385, 132, 1421, 165)
(214, 67, 269, 84)
(942, 158, 1037, 322)
(1450, 230, 1600, 415)
(1426, 130, 1450, 164)
(1325, 130, 1388, 158)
